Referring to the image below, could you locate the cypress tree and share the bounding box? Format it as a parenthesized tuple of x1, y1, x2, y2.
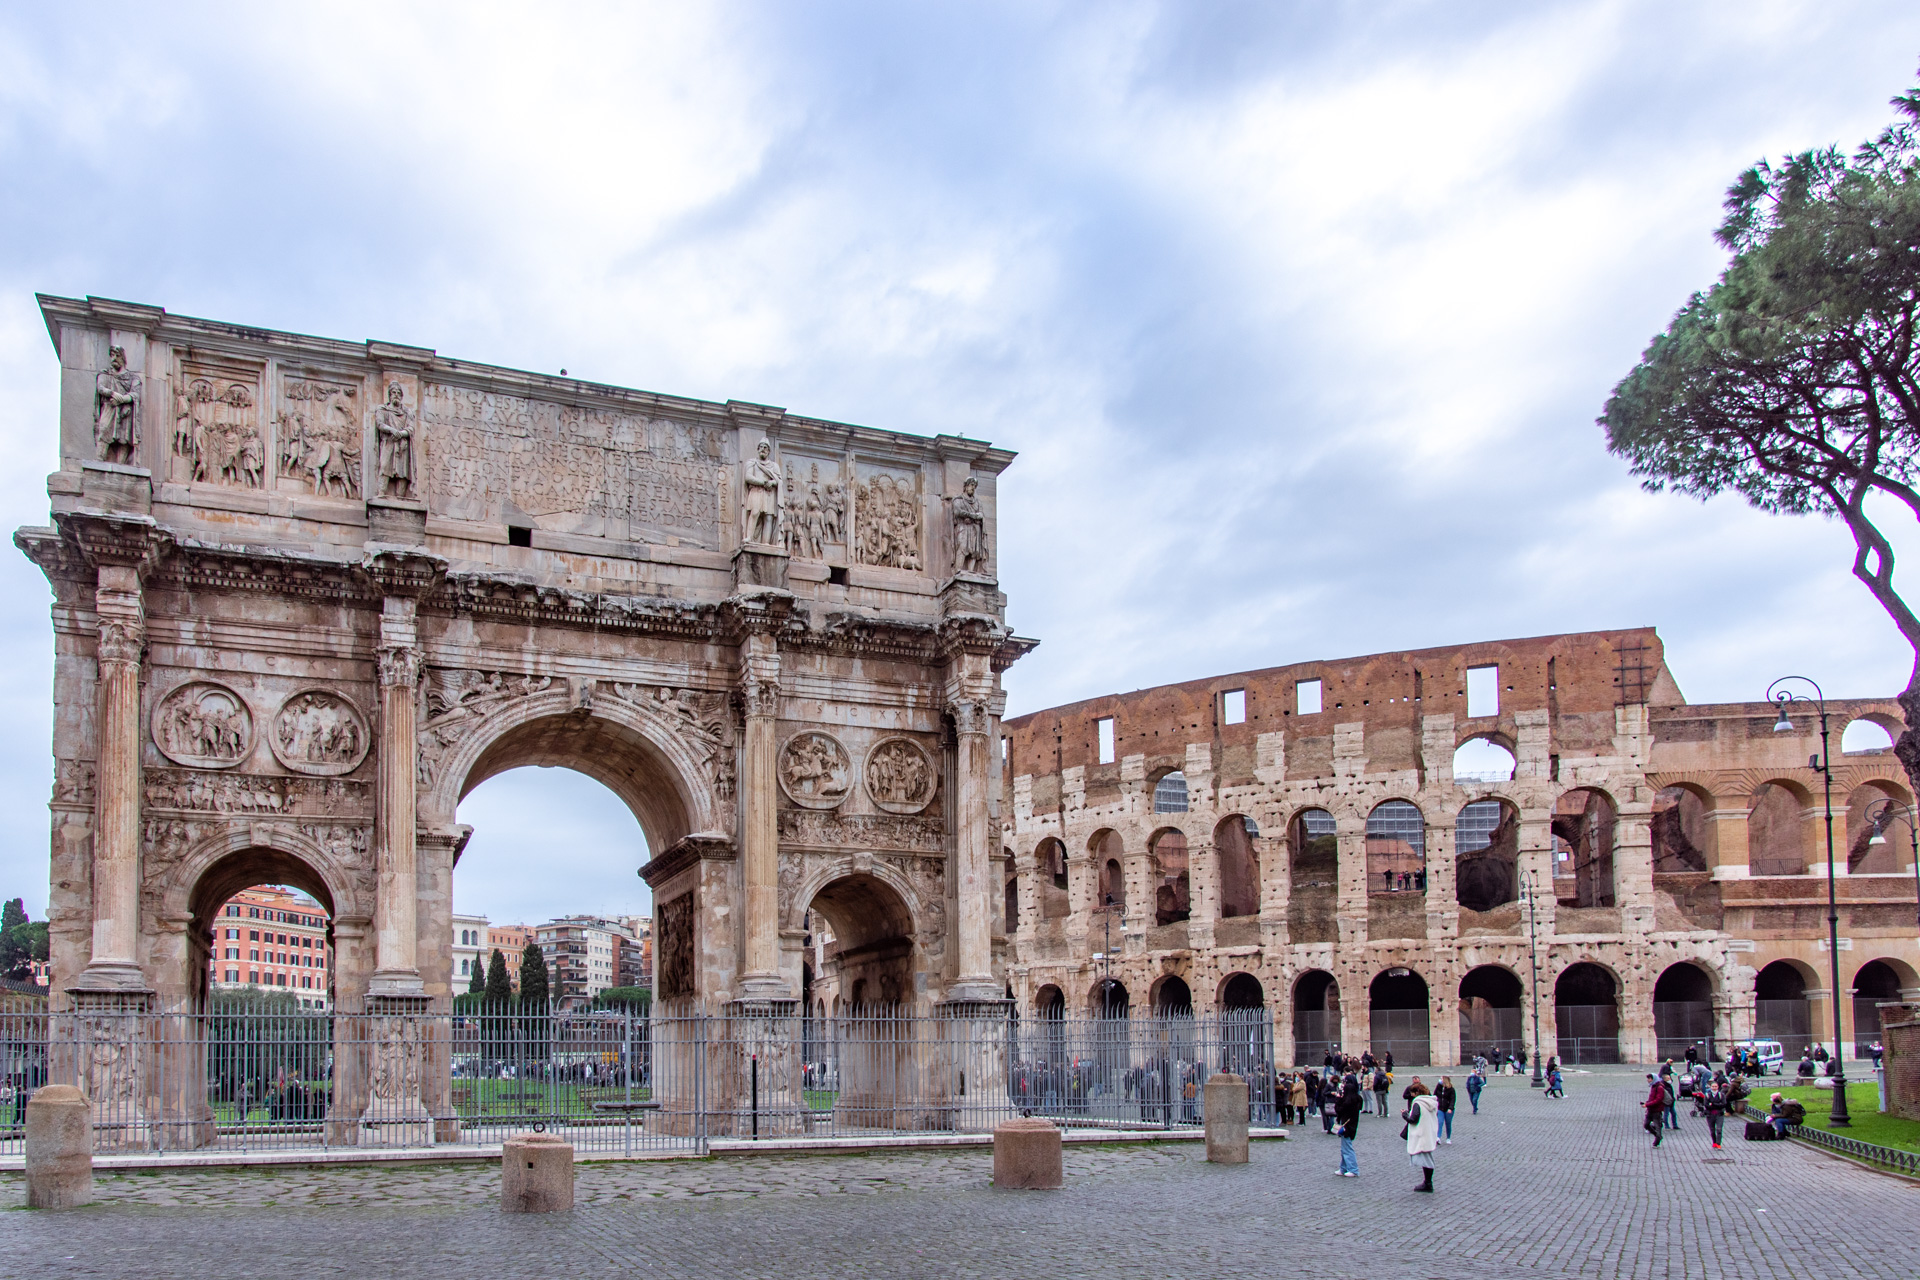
(519, 941, 551, 1061)
(484, 948, 512, 1005)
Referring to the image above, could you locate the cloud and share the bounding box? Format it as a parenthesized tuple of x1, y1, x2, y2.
(1, 0, 1917, 923)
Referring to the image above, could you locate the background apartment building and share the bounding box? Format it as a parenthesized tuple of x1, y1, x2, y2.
(453, 913, 489, 987)
(538, 916, 637, 1008)
(207, 885, 331, 1009)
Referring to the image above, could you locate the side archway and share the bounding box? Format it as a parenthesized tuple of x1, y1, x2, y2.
(1368, 968, 1431, 1066)
(1553, 961, 1621, 1064)
(1458, 965, 1523, 1062)
(1292, 969, 1340, 1066)
(1754, 958, 1817, 1057)
(1652, 961, 1717, 1060)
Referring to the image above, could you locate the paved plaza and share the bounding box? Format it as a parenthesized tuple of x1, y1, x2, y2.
(1, 1070, 1912, 1279)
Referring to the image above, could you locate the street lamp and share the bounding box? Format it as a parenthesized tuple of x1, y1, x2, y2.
(1519, 866, 1545, 1088)
(1767, 677, 1850, 1127)
(1100, 893, 1116, 982)
(1864, 798, 1920, 932)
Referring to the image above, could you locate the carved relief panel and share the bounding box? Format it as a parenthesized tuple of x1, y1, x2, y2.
(152, 681, 253, 769)
(863, 736, 937, 814)
(778, 731, 852, 809)
(170, 357, 264, 488)
(270, 690, 371, 776)
(276, 371, 364, 498)
(853, 463, 923, 571)
(779, 454, 847, 562)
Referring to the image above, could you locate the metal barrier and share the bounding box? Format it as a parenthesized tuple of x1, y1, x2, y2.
(0, 995, 1284, 1157)
(1788, 1124, 1920, 1177)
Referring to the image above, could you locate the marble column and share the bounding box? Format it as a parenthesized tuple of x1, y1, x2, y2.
(77, 563, 148, 993)
(737, 630, 785, 1000)
(947, 696, 999, 1002)
(369, 596, 424, 996)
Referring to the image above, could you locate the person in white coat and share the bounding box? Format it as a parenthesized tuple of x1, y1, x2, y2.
(1403, 1088, 1440, 1193)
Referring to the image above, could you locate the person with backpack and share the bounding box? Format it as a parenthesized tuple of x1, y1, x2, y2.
(1657, 1067, 1680, 1130)
(1433, 1075, 1456, 1142)
(1643, 1074, 1667, 1147)
(1465, 1067, 1486, 1114)
(1545, 1063, 1565, 1098)
(1372, 1066, 1391, 1118)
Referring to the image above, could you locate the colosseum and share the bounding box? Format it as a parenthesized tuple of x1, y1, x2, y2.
(997, 627, 1920, 1066)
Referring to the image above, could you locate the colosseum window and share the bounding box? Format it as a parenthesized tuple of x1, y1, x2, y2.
(1153, 770, 1189, 813)
(1365, 800, 1427, 893)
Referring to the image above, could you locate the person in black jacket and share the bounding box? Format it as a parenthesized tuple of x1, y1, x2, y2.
(1335, 1074, 1363, 1176)
(1433, 1076, 1457, 1143)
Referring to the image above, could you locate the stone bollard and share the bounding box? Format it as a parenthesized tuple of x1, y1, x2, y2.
(501, 1131, 574, 1213)
(1204, 1072, 1249, 1164)
(992, 1115, 1063, 1189)
(25, 1085, 93, 1209)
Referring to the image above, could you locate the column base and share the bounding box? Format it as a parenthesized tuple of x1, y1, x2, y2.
(66, 988, 154, 1150)
(944, 980, 1005, 1005)
(359, 993, 433, 1145)
(69, 961, 152, 995)
(736, 973, 794, 1003)
(366, 970, 426, 997)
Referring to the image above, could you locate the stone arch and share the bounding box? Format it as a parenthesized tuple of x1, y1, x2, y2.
(1841, 712, 1899, 755)
(1452, 733, 1515, 782)
(1034, 983, 1066, 1017)
(1368, 967, 1431, 1066)
(1219, 971, 1265, 1009)
(1213, 814, 1259, 919)
(1365, 799, 1426, 894)
(1553, 959, 1621, 1064)
(1150, 973, 1193, 1015)
(1457, 964, 1524, 1061)
(1754, 958, 1816, 1057)
(1149, 767, 1190, 813)
(1852, 958, 1916, 1055)
(1091, 976, 1130, 1018)
(421, 685, 719, 852)
(1035, 837, 1070, 920)
(1455, 798, 1519, 915)
(1845, 779, 1915, 872)
(1148, 826, 1190, 927)
(1652, 961, 1718, 1059)
(1090, 828, 1125, 912)
(1747, 779, 1813, 877)
(1652, 783, 1712, 873)
(804, 872, 917, 1010)
(1292, 969, 1340, 1064)
(1288, 807, 1339, 945)
(174, 828, 358, 1008)
(1552, 787, 1617, 908)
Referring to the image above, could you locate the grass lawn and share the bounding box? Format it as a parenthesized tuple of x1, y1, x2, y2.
(1765, 1082, 1920, 1153)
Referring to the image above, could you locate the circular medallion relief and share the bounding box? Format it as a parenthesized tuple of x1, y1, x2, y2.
(778, 731, 852, 809)
(863, 736, 937, 814)
(152, 681, 253, 769)
(270, 689, 371, 776)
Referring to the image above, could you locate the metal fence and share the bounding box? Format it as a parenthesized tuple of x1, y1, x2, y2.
(0, 997, 1286, 1157)
(1554, 1003, 1621, 1064)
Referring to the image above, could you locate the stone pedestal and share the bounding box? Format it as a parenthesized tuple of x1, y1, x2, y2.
(501, 1131, 574, 1213)
(733, 544, 789, 591)
(366, 497, 427, 546)
(1204, 1072, 1249, 1163)
(992, 1116, 1062, 1189)
(941, 999, 1013, 1133)
(66, 990, 152, 1150)
(25, 1085, 93, 1209)
(716, 1000, 806, 1137)
(359, 996, 432, 1146)
(77, 461, 152, 516)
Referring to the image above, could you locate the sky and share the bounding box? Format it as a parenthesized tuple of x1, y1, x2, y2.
(3, 1, 1919, 928)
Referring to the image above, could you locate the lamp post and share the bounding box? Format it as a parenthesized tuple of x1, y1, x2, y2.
(1519, 866, 1545, 1087)
(1767, 677, 1850, 1127)
(1864, 798, 1920, 932)
(1101, 893, 1115, 982)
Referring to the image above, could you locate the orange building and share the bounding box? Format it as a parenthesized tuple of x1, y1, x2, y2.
(488, 924, 532, 989)
(208, 886, 331, 1008)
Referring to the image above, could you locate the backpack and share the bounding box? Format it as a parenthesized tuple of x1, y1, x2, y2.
(1661, 1080, 1675, 1106)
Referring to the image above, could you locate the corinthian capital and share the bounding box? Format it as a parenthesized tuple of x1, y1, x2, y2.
(95, 617, 145, 667)
(951, 699, 988, 736)
(378, 646, 421, 688)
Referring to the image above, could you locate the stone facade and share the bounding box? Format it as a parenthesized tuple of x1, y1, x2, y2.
(1000, 628, 1920, 1065)
(21, 294, 1030, 1049)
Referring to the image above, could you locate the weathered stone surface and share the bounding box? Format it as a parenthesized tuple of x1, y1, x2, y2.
(25, 1084, 92, 1209)
(992, 1116, 1062, 1189)
(501, 1131, 573, 1213)
(1204, 1073, 1249, 1164)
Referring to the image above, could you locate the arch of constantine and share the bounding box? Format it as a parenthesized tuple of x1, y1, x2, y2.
(1000, 629, 1920, 1066)
(21, 294, 1029, 1139)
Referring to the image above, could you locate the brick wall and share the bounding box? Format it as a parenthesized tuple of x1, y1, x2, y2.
(1882, 1004, 1920, 1122)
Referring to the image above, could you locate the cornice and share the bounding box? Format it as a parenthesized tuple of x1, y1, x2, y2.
(639, 832, 736, 888)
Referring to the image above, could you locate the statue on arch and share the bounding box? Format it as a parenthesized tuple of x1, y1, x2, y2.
(375, 382, 415, 499)
(743, 439, 781, 546)
(950, 475, 987, 575)
(94, 346, 142, 464)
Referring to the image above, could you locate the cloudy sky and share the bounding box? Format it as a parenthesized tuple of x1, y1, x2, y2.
(3, 2, 1918, 928)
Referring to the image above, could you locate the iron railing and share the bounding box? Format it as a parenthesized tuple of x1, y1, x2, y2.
(1788, 1124, 1920, 1177)
(0, 996, 1285, 1157)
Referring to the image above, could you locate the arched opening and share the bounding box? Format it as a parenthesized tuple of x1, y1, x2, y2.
(1214, 815, 1259, 919)
(1152, 974, 1193, 1016)
(1035, 984, 1066, 1018)
(1091, 829, 1125, 913)
(1458, 965, 1523, 1062)
(1552, 788, 1617, 909)
(1149, 828, 1191, 928)
(1842, 716, 1896, 755)
(1453, 735, 1515, 783)
(1652, 962, 1716, 1060)
(1455, 799, 1519, 916)
(807, 874, 915, 1012)
(1220, 972, 1265, 1009)
(1152, 769, 1189, 813)
(187, 849, 339, 1136)
(1003, 872, 1019, 934)
(1852, 959, 1914, 1056)
(1754, 960, 1814, 1058)
(1651, 786, 1710, 873)
(1292, 970, 1340, 1065)
(1366, 800, 1426, 894)
(1037, 838, 1070, 920)
(1553, 962, 1620, 1064)
(1094, 977, 1130, 1019)
(1747, 782, 1811, 877)
(1368, 968, 1430, 1066)
(805, 873, 918, 1131)
(1846, 780, 1913, 873)
(1287, 809, 1338, 945)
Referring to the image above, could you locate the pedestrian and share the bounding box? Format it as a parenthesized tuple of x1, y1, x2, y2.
(1642, 1074, 1666, 1147)
(1701, 1071, 1729, 1150)
(1661, 1072, 1680, 1132)
(1465, 1068, 1485, 1114)
(1335, 1074, 1362, 1176)
(1290, 1073, 1308, 1126)
(1373, 1066, 1391, 1118)
(1546, 1064, 1564, 1098)
(1403, 1085, 1440, 1192)
(1434, 1075, 1456, 1142)
(1277, 1073, 1294, 1125)
(1385, 1051, 1395, 1074)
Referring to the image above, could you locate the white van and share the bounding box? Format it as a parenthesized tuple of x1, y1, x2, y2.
(1734, 1039, 1785, 1075)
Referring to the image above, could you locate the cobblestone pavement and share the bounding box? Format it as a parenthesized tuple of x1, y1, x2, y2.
(1, 1069, 1912, 1279)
